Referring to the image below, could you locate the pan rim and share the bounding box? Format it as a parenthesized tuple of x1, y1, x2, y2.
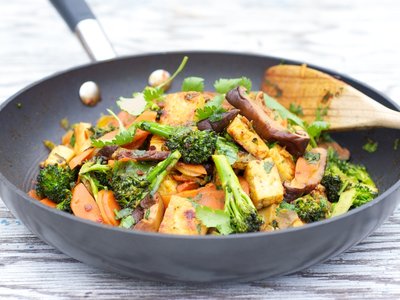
(1, 50, 399, 240)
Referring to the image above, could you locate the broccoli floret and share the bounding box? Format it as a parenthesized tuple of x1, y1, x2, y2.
(137, 121, 217, 164)
(292, 194, 330, 223)
(35, 164, 76, 211)
(79, 157, 112, 199)
(111, 150, 181, 208)
(212, 155, 263, 233)
(322, 148, 378, 215)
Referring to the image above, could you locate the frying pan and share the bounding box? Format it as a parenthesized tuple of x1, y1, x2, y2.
(0, 0, 399, 283)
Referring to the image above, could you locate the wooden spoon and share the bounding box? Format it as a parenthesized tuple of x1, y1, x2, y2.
(261, 64, 400, 131)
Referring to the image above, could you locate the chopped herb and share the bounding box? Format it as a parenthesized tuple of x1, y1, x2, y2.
(304, 151, 321, 164)
(196, 223, 203, 234)
(322, 90, 334, 103)
(43, 140, 56, 150)
(144, 209, 150, 220)
(363, 139, 378, 153)
(315, 105, 328, 121)
(91, 109, 136, 147)
(215, 137, 239, 165)
(306, 120, 330, 147)
(70, 133, 76, 147)
(60, 118, 70, 130)
(214, 77, 252, 94)
(182, 77, 204, 92)
(195, 204, 233, 235)
(264, 79, 282, 98)
(195, 94, 226, 121)
(289, 103, 304, 116)
(263, 161, 274, 173)
(271, 219, 279, 229)
(394, 138, 400, 150)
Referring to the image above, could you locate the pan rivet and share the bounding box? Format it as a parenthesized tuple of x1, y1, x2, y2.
(79, 81, 101, 106)
(148, 69, 171, 90)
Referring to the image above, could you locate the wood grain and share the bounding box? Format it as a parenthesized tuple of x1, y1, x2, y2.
(1, 0, 400, 299)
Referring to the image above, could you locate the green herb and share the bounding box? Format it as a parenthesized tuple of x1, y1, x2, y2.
(215, 137, 239, 165)
(195, 204, 233, 235)
(306, 120, 330, 147)
(363, 139, 378, 153)
(304, 151, 321, 164)
(91, 109, 136, 147)
(182, 76, 204, 92)
(264, 79, 283, 98)
(315, 105, 328, 121)
(263, 93, 304, 127)
(289, 103, 304, 116)
(60, 118, 70, 130)
(43, 140, 56, 150)
(70, 133, 76, 147)
(195, 94, 226, 121)
(119, 215, 135, 229)
(214, 77, 252, 94)
(263, 161, 274, 173)
(117, 56, 189, 116)
(394, 138, 400, 150)
(322, 91, 334, 103)
(144, 209, 150, 220)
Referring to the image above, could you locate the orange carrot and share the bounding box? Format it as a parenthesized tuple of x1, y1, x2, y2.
(108, 160, 115, 168)
(97, 190, 120, 226)
(62, 130, 74, 146)
(71, 183, 103, 223)
(28, 189, 42, 200)
(117, 111, 136, 126)
(172, 174, 199, 182)
(40, 198, 57, 208)
(99, 129, 118, 142)
(124, 111, 158, 149)
(68, 148, 95, 169)
(175, 162, 207, 177)
(176, 181, 200, 193)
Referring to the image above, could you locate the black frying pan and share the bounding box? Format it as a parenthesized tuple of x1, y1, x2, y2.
(0, 0, 399, 283)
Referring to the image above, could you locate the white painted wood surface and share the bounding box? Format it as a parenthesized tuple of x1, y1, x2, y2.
(1, 0, 400, 298)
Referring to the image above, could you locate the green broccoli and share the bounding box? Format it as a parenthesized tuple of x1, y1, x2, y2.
(79, 157, 112, 200)
(322, 148, 378, 216)
(111, 150, 181, 208)
(136, 121, 217, 164)
(212, 155, 263, 233)
(292, 194, 331, 223)
(35, 164, 77, 211)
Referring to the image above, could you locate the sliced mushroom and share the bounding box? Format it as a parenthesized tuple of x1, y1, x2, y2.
(197, 109, 240, 132)
(113, 149, 171, 161)
(225, 87, 310, 156)
(284, 147, 327, 202)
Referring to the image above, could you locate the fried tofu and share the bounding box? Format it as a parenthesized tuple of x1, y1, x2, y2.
(227, 115, 269, 159)
(244, 158, 284, 209)
(159, 196, 207, 235)
(268, 144, 295, 182)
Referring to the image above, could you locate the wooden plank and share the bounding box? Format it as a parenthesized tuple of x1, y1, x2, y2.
(1, 0, 400, 299)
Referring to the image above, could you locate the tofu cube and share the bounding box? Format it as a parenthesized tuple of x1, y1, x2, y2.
(244, 158, 284, 209)
(159, 196, 207, 235)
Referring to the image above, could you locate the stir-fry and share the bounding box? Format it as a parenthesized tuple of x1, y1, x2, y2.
(28, 57, 378, 235)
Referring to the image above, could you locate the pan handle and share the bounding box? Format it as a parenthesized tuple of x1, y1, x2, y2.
(49, 0, 117, 62)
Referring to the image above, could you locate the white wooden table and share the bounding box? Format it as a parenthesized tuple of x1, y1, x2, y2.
(1, 0, 400, 299)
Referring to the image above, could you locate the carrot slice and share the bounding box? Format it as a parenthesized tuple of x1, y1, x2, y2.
(124, 111, 158, 149)
(62, 130, 74, 146)
(175, 162, 207, 177)
(97, 190, 120, 226)
(68, 148, 95, 169)
(176, 181, 200, 193)
(40, 198, 57, 208)
(71, 183, 103, 223)
(28, 189, 42, 200)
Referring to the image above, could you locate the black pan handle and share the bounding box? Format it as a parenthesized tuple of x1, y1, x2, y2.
(49, 0, 116, 62)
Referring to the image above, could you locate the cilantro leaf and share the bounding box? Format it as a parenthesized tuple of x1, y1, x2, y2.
(91, 109, 136, 147)
(363, 139, 378, 153)
(195, 94, 226, 121)
(182, 77, 204, 92)
(263, 93, 305, 127)
(289, 103, 304, 116)
(195, 204, 233, 235)
(215, 137, 239, 165)
(306, 120, 330, 147)
(214, 77, 252, 94)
